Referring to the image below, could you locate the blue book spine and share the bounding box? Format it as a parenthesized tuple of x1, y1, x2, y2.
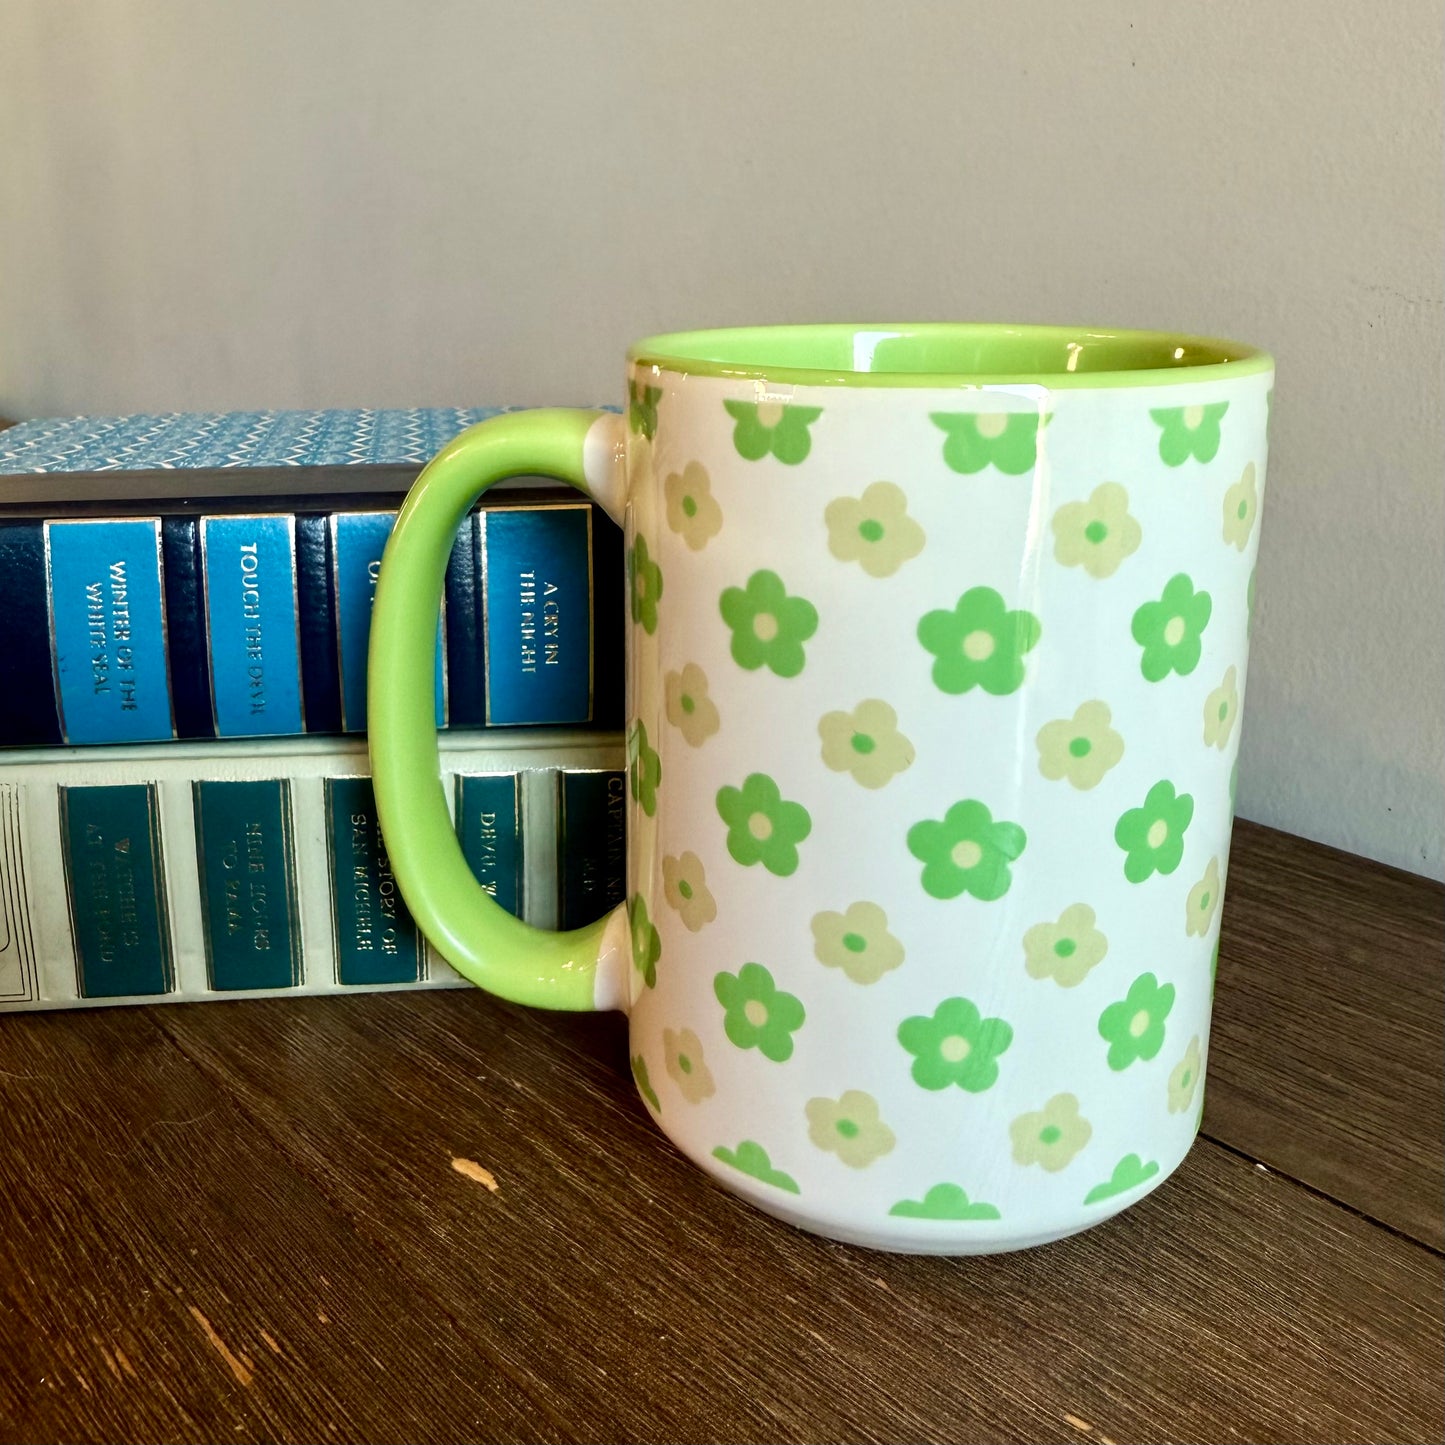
(332, 512, 444, 733)
(0, 521, 64, 745)
(160, 517, 216, 740)
(4, 495, 616, 749)
(45, 519, 173, 744)
(445, 513, 486, 727)
(295, 513, 343, 735)
(201, 515, 305, 737)
(482, 505, 594, 726)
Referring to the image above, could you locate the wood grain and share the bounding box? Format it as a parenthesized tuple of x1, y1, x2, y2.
(1207, 822, 1444, 1246)
(0, 1008, 565, 1445)
(152, 988, 1442, 1445)
(1, 823, 1441, 1444)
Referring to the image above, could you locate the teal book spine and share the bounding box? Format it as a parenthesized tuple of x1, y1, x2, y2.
(58, 783, 174, 998)
(324, 775, 423, 985)
(556, 769, 627, 929)
(454, 773, 524, 919)
(192, 779, 303, 991)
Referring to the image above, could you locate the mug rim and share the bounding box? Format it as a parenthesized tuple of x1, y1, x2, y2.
(628, 322, 1273, 390)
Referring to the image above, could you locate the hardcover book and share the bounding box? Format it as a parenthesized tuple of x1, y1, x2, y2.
(0, 731, 625, 1011)
(0, 409, 623, 746)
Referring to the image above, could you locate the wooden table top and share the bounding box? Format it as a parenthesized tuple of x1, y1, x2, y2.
(1, 821, 1441, 1444)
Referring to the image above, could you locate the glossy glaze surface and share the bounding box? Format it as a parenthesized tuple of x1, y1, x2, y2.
(371, 324, 1272, 1251)
(611, 336, 1269, 1249)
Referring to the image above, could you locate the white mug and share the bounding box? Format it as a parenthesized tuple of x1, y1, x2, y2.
(368, 323, 1271, 1252)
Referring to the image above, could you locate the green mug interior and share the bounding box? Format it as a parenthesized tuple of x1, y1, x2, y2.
(629, 323, 1271, 388)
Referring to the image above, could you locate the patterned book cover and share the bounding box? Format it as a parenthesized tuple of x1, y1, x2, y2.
(0, 407, 518, 504)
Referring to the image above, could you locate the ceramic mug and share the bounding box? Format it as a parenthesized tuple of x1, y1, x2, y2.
(368, 324, 1271, 1254)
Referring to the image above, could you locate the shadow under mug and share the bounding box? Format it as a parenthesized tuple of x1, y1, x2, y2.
(368, 323, 1272, 1253)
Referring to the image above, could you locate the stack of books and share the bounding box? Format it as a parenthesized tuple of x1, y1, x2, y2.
(0, 409, 626, 1012)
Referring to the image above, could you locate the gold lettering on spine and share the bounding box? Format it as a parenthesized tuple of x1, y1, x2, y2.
(475, 808, 498, 896)
(604, 773, 626, 901)
(519, 569, 537, 674)
(542, 579, 560, 666)
(375, 828, 400, 956)
(349, 812, 373, 951)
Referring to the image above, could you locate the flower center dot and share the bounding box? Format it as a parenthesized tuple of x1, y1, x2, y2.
(850, 732, 876, 755)
(939, 1035, 971, 1063)
(748, 812, 773, 841)
(1085, 520, 1109, 544)
(753, 612, 779, 642)
(1199, 891, 1211, 910)
(950, 839, 983, 870)
(1129, 1009, 1151, 1038)
(835, 1118, 860, 1139)
(678, 1053, 693, 1074)
(1039, 1125, 1062, 1145)
(682, 494, 698, 518)
(1069, 736, 1092, 758)
(680, 693, 695, 714)
(841, 932, 867, 953)
(636, 573, 648, 598)
(1180, 1069, 1191, 1088)
(1183, 404, 1205, 429)
(1147, 819, 1169, 849)
(756, 402, 785, 429)
(1163, 616, 1186, 647)
(858, 518, 885, 543)
(1218, 701, 1229, 721)
(1237, 499, 1248, 520)
(975, 412, 1009, 439)
(962, 630, 995, 662)
(677, 879, 693, 900)
(743, 1000, 769, 1028)
(1054, 938, 1077, 958)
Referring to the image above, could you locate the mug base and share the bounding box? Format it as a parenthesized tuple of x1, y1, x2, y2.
(691, 1140, 1193, 1256)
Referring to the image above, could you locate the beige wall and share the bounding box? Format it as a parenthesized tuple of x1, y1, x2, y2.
(2, 0, 1441, 877)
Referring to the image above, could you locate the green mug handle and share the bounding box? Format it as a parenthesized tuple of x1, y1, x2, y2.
(368, 408, 626, 1011)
